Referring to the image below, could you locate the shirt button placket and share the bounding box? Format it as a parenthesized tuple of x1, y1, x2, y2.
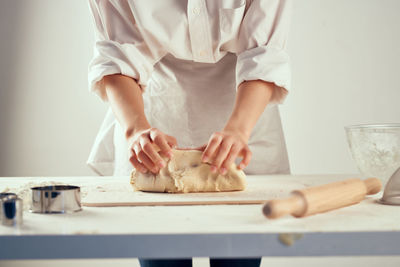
(192, 7, 200, 15)
(188, 0, 212, 62)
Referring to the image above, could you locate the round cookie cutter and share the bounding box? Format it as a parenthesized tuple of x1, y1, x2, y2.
(30, 185, 82, 213)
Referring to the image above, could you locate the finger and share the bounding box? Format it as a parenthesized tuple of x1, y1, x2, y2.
(132, 142, 142, 158)
(238, 147, 252, 170)
(202, 133, 223, 163)
(220, 144, 241, 175)
(150, 131, 173, 159)
(134, 139, 159, 173)
(129, 146, 149, 173)
(137, 150, 159, 174)
(129, 153, 148, 174)
(165, 135, 177, 148)
(140, 136, 166, 168)
(212, 139, 233, 173)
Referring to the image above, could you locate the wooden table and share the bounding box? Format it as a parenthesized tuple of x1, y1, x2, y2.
(1, 175, 399, 260)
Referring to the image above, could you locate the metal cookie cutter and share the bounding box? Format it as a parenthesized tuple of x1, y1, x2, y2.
(30, 185, 82, 213)
(0, 193, 23, 226)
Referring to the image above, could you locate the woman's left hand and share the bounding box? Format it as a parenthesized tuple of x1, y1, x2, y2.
(201, 129, 252, 175)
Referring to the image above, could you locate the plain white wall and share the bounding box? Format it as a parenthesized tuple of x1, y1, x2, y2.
(282, 0, 400, 174)
(0, 0, 107, 176)
(0, 0, 399, 177)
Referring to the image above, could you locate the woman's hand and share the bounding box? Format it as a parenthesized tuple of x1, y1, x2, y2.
(200, 80, 275, 175)
(102, 75, 177, 174)
(201, 128, 252, 175)
(127, 128, 177, 174)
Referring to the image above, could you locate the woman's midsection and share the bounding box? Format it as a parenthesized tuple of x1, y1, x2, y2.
(143, 53, 237, 147)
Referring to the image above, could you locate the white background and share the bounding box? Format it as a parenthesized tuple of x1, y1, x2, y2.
(0, 0, 399, 266)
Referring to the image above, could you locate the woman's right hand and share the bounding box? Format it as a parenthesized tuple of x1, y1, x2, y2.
(127, 128, 177, 174)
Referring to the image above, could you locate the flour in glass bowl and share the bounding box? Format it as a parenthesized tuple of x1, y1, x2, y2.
(346, 125, 400, 185)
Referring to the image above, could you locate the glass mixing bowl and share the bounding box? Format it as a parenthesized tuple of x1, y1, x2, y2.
(345, 123, 400, 186)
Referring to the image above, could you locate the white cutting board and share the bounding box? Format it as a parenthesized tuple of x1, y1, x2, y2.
(81, 176, 308, 207)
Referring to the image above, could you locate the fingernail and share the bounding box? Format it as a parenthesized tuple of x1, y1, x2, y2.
(211, 166, 217, 173)
(220, 167, 227, 175)
(167, 151, 173, 158)
(239, 163, 245, 169)
(158, 160, 166, 168)
(202, 156, 209, 163)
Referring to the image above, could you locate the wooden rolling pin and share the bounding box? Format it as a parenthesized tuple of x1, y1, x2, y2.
(262, 178, 382, 219)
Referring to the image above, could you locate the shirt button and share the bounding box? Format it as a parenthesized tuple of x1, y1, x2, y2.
(199, 50, 207, 57)
(192, 7, 200, 15)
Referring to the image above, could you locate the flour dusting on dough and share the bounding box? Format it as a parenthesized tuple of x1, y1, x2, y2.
(130, 150, 246, 193)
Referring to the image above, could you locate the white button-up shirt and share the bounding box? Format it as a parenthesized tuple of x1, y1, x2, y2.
(87, 0, 291, 176)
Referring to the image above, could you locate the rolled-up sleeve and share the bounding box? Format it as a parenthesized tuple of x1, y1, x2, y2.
(88, 0, 163, 100)
(236, 0, 291, 104)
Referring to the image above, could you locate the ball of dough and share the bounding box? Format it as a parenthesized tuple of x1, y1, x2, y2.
(130, 150, 246, 193)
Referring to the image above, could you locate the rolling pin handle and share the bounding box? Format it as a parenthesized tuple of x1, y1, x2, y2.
(262, 194, 306, 219)
(364, 178, 382, 195)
